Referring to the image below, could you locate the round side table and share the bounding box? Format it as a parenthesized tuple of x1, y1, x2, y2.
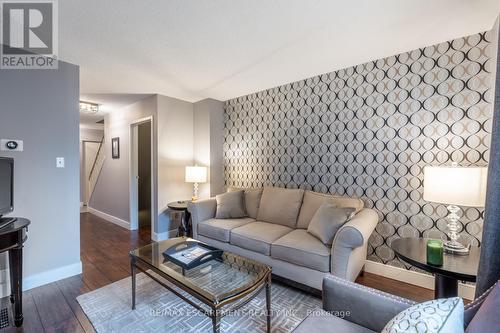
(391, 238, 479, 299)
(167, 201, 191, 237)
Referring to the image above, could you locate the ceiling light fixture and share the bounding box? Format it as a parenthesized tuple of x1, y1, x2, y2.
(79, 101, 99, 114)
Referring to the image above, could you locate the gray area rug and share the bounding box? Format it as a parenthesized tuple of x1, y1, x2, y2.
(77, 272, 321, 332)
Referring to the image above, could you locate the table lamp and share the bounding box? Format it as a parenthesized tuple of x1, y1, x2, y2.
(185, 166, 207, 201)
(423, 164, 488, 255)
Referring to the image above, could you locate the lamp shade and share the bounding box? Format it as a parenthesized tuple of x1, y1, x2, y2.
(185, 166, 207, 183)
(423, 166, 488, 207)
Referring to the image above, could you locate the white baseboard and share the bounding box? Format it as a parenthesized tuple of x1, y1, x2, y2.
(364, 260, 476, 300)
(152, 229, 178, 241)
(88, 206, 130, 230)
(0, 261, 82, 298)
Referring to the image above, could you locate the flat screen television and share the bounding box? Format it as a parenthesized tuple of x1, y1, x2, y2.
(0, 157, 15, 225)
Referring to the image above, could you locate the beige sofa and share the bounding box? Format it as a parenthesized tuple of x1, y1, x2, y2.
(188, 187, 378, 290)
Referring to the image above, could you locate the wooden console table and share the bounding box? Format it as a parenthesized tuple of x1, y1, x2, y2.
(0, 218, 30, 327)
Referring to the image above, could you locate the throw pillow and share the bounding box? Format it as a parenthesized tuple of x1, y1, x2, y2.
(227, 187, 263, 219)
(465, 282, 500, 332)
(215, 190, 247, 219)
(307, 204, 355, 245)
(382, 297, 464, 333)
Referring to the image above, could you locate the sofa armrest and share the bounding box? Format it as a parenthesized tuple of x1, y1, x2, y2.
(187, 198, 217, 238)
(322, 275, 416, 332)
(330, 208, 378, 281)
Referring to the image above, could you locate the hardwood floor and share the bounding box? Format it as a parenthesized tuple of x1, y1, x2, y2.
(1, 212, 434, 332)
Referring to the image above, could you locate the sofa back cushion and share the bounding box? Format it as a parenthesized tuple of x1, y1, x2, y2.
(257, 187, 304, 228)
(296, 190, 364, 229)
(228, 187, 263, 219)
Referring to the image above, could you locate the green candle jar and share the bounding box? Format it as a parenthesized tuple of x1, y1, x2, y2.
(427, 239, 444, 266)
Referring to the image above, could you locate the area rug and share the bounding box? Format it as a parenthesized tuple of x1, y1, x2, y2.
(77, 272, 321, 332)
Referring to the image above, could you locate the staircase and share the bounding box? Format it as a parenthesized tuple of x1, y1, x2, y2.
(87, 136, 106, 204)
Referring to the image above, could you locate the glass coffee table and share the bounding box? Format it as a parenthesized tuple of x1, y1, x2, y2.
(130, 237, 272, 333)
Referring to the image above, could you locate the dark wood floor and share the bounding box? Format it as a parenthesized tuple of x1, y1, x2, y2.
(1, 212, 434, 332)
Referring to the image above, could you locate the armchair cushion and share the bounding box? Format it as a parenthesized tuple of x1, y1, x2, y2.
(198, 217, 255, 242)
(230, 221, 292, 255)
(381, 297, 464, 333)
(307, 205, 355, 245)
(257, 187, 304, 227)
(215, 190, 247, 219)
(271, 229, 330, 272)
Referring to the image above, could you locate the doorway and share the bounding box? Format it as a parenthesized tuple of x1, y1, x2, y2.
(129, 117, 154, 236)
(137, 122, 151, 229)
(82, 140, 101, 207)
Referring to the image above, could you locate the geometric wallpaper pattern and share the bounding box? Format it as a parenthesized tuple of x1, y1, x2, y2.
(223, 30, 496, 267)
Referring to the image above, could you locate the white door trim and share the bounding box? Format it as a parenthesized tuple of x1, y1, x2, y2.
(129, 116, 155, 236)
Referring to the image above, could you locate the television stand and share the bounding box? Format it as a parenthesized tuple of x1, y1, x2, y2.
(0, 217, 16, 229)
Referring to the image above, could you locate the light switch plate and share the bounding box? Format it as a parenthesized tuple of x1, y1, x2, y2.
(0, 139, 23, 151)
(56, 157, 65, 168)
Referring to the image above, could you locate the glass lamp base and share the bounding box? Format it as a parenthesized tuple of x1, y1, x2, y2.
(444, 241, 470, 255)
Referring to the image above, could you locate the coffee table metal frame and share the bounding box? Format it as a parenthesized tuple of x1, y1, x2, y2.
(130, 249, 272, 333)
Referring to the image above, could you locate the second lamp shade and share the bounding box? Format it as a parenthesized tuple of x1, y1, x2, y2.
(423, 166, 488, 207)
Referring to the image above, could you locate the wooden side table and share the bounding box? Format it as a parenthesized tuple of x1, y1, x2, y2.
(167, 201, 191, 237)
(391, 238, 479, 299)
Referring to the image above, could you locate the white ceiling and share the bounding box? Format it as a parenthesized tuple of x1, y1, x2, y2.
(62, 0, 500, 103)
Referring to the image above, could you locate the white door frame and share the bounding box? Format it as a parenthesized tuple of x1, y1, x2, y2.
(129, 116, 155, 236)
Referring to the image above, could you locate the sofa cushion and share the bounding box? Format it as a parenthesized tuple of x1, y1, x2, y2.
(215, 190, 247, 219)
(271, 229, 330, 272)
(198, 218, 255, 242)
(466, 283, 500, 332)
(257, 187, 304, 228)
(296, 190, 364, 229)
(307, 205, 355, 245)
(230, 221, 293, 255)
(293, 309, 376, 333)
(228, 187, 263, 219)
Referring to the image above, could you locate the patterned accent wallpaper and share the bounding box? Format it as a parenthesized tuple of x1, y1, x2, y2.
(223, 30, 497, 266)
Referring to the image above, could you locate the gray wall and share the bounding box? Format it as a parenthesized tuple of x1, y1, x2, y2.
(89, 94, 196, 236)
(156, 95, 194, 234)
(90, 96, 157, 222)
(0, 62, 81, 286)
(194, 99, 225, 197)
(223, 29, 498, 267)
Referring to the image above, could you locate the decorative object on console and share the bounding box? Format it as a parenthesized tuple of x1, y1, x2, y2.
(424, 165, 488, 254)
(426, 239, 443, 266)
(215, 190, 247, 219)
(185, 166, 207, 201)
(111, 137, 120, 159)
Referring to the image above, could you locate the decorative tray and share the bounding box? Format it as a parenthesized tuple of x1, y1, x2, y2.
(162, 240, 223, 270)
